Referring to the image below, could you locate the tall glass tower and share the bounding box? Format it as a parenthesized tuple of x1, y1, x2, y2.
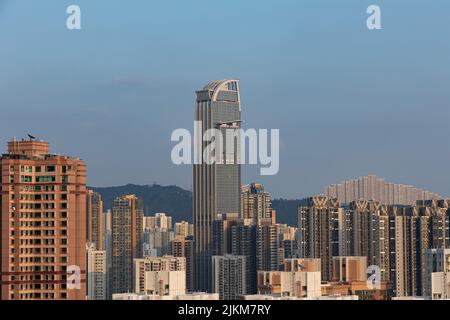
(193, 79, 242, 292)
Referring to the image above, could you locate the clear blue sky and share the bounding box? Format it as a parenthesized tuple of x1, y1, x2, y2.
(1, 0, 449, 198)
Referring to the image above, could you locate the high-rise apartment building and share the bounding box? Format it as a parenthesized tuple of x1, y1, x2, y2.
(212, 214, 258, 294)
(344, 199, 450, 293)
(278, 224, 298, 262)
(86, 243, 107, 300)
(256, 220, 279, 272)
(344, 200, 390, 281)
(324, 175, 440, 206)
(417, 200, 450, 248)
(0, 138, 86, 300)
(230, 220, 257, 294)
(388, 206, 431, 297)
(379, 200, 449, 298)
(193, 79, 242, 292)
(133, 256, 186, 296)
(212, 213, 240, 256)
(241, 183, 271, 224)
(169, 235, 194, 292)
(212, 255, 247, 300)
(86, 190, 104, 250)
(111, 195, 143, 294)
(298, 196, 344, 281)
(104, 209, 112, 299)
(298, 195, 450, 298)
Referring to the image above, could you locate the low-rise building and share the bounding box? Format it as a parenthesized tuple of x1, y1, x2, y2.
(134, 256, 186, 296)
(113, 292, 219, 300)
(257, 270, 321, 299)
(430, 272, 450, 300)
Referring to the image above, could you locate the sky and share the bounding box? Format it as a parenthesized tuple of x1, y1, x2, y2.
(1, 0, 449, 199)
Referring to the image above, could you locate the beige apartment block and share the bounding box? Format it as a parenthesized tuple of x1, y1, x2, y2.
(86, 243, 107, 300)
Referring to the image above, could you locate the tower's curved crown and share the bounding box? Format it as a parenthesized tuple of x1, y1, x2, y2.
(199, 79, 240, 102)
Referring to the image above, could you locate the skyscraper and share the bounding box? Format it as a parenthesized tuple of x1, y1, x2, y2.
(0, 138, 87, 300)
(256, 220, 279, 272)
(298, 196, 344, 281)
(193, 79, 242, 292)
(387, 205, 437, 297)
(170, 235, 194, 292)
(241, 183, 271, 224)
(112, 195, 143, 294)
(344, 200, 390, 281)
(86, 190, 104, 250)
(230, 220, 257, 294)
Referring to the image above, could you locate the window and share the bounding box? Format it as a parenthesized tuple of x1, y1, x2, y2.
(21, 176, 32, 183)
(35, 176, 55, 183)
